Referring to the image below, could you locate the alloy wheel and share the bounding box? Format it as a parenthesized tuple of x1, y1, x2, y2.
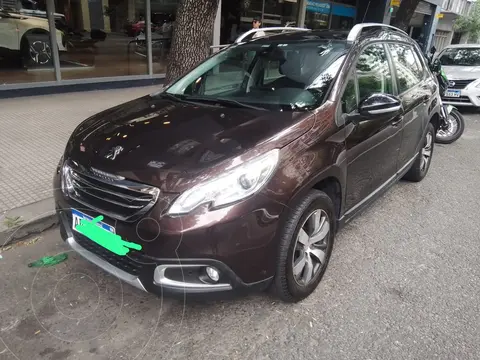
(437, 116, 459, 139)
(292, 209, 330, 286)
(420, 131, 433, 172)
(29, 41, 52, 65)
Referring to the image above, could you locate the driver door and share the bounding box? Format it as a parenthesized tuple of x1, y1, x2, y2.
(341, 43, 404, 212)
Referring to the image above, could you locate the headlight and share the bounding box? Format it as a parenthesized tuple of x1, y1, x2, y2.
(61, 163, 74, 197)
(168, 149, 280, 215)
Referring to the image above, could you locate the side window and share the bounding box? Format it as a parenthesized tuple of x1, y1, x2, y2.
(341, 78, 357, 114)
(356, 43, 394, 102)
(388, 44, 424, 94)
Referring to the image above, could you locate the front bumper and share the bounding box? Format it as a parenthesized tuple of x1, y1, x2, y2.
(57, 209, 272, 297)
(443, 86, 480, 107)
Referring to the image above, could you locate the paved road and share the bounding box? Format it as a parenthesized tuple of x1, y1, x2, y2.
(1, 111, 480, 360)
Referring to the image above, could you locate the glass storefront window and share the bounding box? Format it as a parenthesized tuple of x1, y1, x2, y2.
(150, 0, 179, 75)
(0, 3, 57, 84)
(220, 0, 299, 45)
(305, 1, 356, 30)
(57, 0, 165, 80)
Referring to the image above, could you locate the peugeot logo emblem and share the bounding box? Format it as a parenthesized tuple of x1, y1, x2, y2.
(448, 81, 456, 87)
(105, 145, 124, 160)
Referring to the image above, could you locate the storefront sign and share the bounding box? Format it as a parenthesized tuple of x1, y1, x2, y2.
(332, 4, 356, 18)
(306, 1, 331, 15)
(391, 0, 401, 6)
(436, 13, 444, 19)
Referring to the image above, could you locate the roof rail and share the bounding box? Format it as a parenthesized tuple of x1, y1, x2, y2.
(235, 27, 310, 44)
(347, 23, 408, 43)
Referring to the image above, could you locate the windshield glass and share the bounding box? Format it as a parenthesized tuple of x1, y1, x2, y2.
(164, 39, 347, 111)
(439, 48, 480, 66)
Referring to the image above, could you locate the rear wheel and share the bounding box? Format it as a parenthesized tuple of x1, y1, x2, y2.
(436, 108, 465, 144)
(274, 190, 335, 303)
(403, 122, 435, 182)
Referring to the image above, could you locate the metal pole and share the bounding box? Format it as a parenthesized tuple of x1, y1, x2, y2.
(46, 0, 61, 81)
(261, 0, 265, 23)
(145, 0, 153, 76)
(212, 0, 222, 54)
(297, 0, 307, 28)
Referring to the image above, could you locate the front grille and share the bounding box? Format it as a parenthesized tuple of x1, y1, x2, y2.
(443, 95, 472, 104)
(74, 232, 145, 275)
(62, 161, 160, 222)
(448, 79, 475, 89)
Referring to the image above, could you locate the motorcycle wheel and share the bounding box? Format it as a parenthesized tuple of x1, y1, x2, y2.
(436, 108, 465, 144)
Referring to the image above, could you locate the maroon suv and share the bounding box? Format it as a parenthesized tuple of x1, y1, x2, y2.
(54, 24, 440, 302)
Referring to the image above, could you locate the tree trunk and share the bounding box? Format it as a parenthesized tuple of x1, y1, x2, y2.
(391, 0, 421, 32)
(165, 0, 220, 84)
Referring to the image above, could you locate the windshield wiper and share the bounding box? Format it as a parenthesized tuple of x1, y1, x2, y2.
(157, 93, 186, 102)
(185, 96, 267, 111)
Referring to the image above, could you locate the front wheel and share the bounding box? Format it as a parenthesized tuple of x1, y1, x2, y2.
(274, 190, 335, 303)
(436, 108, 465, 144)
(21, 34, 53, 68)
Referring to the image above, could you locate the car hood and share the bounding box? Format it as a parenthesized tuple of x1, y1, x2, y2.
(442, 65, 480, 80)
(66, 95, 312, 192)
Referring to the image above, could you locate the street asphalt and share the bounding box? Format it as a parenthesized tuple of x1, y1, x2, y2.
(1, 111, 480, 360)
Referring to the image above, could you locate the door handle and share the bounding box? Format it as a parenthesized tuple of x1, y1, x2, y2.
(391, 116, 403, 127)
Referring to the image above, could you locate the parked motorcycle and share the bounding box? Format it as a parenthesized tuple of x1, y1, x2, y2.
(427, 46, 465, 144)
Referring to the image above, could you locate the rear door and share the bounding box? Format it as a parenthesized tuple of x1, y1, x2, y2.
(387, 43, 432, 169)
(341, 42, 404, 211)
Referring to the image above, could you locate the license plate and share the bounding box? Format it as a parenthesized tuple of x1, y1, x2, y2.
(72, 209, 115, 234)
(445, 89, 461, 98)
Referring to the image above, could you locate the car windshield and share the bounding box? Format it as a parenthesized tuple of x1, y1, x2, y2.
(439, 47, 480, 66)
(163, 39, 348, 111)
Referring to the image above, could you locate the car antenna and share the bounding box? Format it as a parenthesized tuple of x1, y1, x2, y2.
(362, 1, 371, 23)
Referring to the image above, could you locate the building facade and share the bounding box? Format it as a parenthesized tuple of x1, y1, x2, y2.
(433, 0, 475, 51)
(0, 0, 443, 94)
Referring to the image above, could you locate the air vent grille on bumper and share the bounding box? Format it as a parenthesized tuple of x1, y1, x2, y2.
(74, 232, 145, 275)
(61, 161, 160, 222)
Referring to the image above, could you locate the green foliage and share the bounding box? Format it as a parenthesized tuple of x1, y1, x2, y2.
(454, 4, 480, 42)
(3, 216, 24, 229)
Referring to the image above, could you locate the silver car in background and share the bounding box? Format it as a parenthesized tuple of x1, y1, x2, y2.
(436, 44, 480, 107)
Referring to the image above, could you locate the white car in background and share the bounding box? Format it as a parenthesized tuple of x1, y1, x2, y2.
(0, 9, 66, 67)
(436, 44, 480, 107)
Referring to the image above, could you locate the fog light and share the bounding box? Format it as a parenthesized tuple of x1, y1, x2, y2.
(206, 266, 220, 282)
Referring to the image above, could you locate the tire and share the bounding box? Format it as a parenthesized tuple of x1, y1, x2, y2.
(274, 190, 336, 303)
(436, 108, 465, 144)
(21, 33, 53, 68)
(403, 122, 435, 182)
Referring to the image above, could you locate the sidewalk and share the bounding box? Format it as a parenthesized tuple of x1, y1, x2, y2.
(0, 85, 160, 239)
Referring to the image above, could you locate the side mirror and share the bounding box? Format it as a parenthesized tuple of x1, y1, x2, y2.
(358, 93, 402, 118)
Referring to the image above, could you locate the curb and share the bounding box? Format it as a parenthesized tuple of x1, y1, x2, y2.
(0, 198, 58, 247)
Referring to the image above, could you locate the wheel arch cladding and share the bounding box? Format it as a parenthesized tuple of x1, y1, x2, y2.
(429, 112, 440, 132)
(312, 177, 342, 221)
(21, 28, 50, 46)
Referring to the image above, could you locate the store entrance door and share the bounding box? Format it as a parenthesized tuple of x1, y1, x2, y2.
(220, 0, 300, 44)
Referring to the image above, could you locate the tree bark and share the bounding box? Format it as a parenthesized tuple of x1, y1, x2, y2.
(391, 0, 421, 32)
(165, 0, 220, 84)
